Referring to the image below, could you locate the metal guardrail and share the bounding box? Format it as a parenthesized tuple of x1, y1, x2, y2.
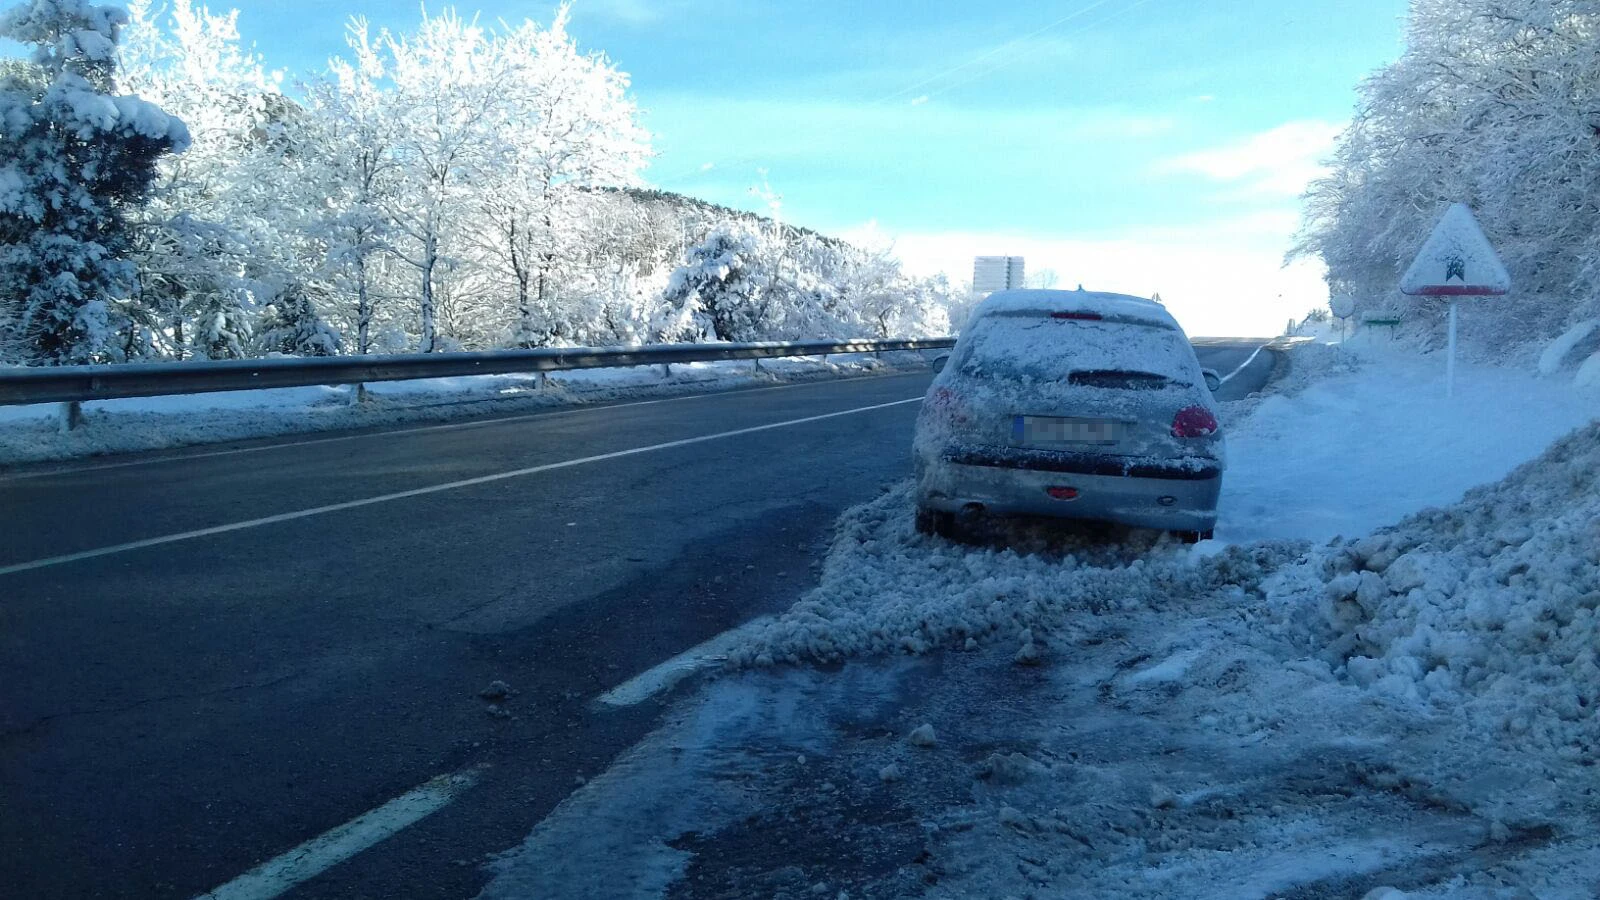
(0, 337, 956, 406)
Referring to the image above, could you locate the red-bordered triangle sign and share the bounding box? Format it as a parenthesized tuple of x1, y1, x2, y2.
(1400, 203, 1510, 297)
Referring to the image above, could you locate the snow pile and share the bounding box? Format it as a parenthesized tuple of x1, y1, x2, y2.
(1266, 421, 1600, 757)
(1216, 338, 1353, 430)
(726, 480, 1305, 667)
(1218, 340, 1597, 544)
(1577, 352, 1600, 390)
(1262, 338, 1358, 397)
(1537, 319, 1600, 377)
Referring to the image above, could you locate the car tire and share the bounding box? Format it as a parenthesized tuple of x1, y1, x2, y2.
(915, 507, 956, 538)
(1177, 529, 1215, 544)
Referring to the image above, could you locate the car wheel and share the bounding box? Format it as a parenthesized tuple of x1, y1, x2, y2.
(1176, 529, 1215, 544)
(915, 507, 956, 538)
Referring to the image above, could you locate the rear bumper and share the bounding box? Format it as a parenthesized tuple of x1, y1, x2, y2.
(916, 446, 1221, 532)
(941, 445, 1223, 481)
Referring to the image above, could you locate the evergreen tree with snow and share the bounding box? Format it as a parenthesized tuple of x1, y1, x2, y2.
(0, 0, 188, 364)
(256, 282, 340, 357)
(659, 225, 776, 342)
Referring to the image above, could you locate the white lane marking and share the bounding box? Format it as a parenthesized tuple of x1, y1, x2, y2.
(596, 619, 770, 707)
(194, 768, 481, 900)
(0, 397, 924, 577)
(1217, 344, 1269, 385)
(0, 370, 931, 482)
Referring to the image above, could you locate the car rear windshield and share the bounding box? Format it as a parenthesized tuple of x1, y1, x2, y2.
(956, 314, 1194, 386)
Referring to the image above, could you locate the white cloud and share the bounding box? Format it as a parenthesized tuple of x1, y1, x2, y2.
(1157, 120, 1342, 198)
(846, 215, 1325, 338)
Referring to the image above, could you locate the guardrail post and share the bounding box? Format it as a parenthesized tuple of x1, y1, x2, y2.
(660, 363, 671, 378)
(58, 401, 83, 432)
(538, 372, 550, 390)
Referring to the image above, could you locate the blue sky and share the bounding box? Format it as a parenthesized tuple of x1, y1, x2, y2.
(188, 0, 1412, 332)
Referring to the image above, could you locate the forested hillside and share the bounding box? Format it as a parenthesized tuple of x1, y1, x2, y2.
(0, 0, 960, 366)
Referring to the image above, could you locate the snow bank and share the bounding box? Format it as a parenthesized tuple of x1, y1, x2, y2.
(1266, 421, 1600, 757)
(0, 352, 929, 465)
(725, 480, 1304, 668)
(1576, 351, 1600, 390)
(1258, 338, 1355, 398)
(1537, 319, 1600, 376)
(1219, 340, 1597, 543)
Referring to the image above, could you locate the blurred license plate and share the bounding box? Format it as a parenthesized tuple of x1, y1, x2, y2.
(1014, 416, 1124, 446)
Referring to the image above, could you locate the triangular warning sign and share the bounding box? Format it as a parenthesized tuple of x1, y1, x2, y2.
(1400, 203, 1510, 297)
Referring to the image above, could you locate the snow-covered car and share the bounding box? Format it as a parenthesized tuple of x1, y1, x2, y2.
(913, 289, 1225, 542)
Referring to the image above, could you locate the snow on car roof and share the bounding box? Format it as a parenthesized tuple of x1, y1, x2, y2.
(973, 289, 1177, 328)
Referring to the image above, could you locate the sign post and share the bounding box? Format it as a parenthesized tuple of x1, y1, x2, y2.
(1329, 294, 1355, 344)
(1399, 203, 1510, 398)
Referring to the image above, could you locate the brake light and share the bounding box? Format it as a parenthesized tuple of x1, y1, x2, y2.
(1051, 311, 1102, 321)
(1171, 405, 1218, 438)
(927, 387, 971, 425)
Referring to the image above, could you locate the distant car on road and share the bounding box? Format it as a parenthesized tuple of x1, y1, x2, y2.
(913, 288, 1225, 543)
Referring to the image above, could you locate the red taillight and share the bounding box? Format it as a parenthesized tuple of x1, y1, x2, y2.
(928, 387, 970, 425)
(1051, 311, 1103, 321)
(1047, 487, 1079, 500)
(1171, 405, 1219, 438)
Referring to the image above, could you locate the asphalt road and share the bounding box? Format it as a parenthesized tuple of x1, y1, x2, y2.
(0, 341, 1274, 899)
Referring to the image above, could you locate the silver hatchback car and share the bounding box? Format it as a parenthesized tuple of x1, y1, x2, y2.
(913, 289, 1225, 542)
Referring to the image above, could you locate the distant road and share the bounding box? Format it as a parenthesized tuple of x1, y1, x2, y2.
(0, 340, 1273, 899)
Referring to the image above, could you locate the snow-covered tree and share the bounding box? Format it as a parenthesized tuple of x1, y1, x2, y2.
(474, 7, 649, 347)
(0, 0, 188, 364)
(659, 224, 781, 342)
(1296, 0, 1600, 353)
(303, 19, 401, 356)
(2, 3, 959, 366)
(256, 282, 340, 356)
(117, 0, 300, 359)
(362, 9, 511, 353)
